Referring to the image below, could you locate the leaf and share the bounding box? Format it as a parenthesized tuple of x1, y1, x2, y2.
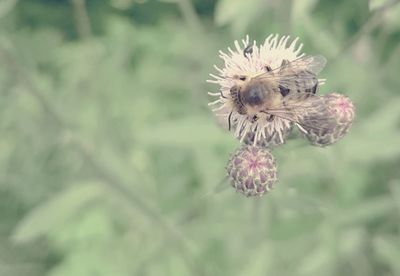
(0, 0, 17, 18)
(48, 248, 129, 276)
(214, 0, 249, 26)
(337, 97, 400, 164)
(136, 115, 235, 147)
(373, 235, 400, 275)
(292, 0, 320, 17)
(338, 227, 367, 257)
(268, 213, 323, 240)
(334, 196, 396, 226)
(237, 244, 272, 276)
(389, 179, 400, 213)
(298, 246, 334, 276)
(214, 0, 265, 34)
(381, 3, 400, 32)
(12, 182, 106, 243)
(369, 0, 392, 11)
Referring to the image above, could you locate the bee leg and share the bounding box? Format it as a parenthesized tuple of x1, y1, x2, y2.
(280, 59, 290, 71)
(260, 111, 275, 122)
(311, 83, 318, 94)
(219, 90, 227, 99)
(281, 59, 289, 67)
(243, 45, 253, 57)
(251, 115, 258, 123)
(230, 85, 239, 96)
(228, 111, 233, 131)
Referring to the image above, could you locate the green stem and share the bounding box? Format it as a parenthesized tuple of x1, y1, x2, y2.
(71, 0, 92, 39)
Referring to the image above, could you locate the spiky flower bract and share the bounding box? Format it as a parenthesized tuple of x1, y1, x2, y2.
(300, 93, 355, 147)
(207, 34, 325, 146)
(226, 145, 277, 197)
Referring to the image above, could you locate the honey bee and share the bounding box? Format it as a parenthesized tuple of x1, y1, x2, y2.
(228, 47, 327, 130)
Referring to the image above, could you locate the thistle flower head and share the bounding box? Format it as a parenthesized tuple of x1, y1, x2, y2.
(226, 145, 278, 197)
(300, 93, 355, 146)
(207, 34, 325, 146)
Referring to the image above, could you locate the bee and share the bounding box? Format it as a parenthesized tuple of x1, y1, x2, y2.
(228, 47, 327, 130)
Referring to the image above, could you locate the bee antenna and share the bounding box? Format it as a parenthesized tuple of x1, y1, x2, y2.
(228, 111, 233, 131)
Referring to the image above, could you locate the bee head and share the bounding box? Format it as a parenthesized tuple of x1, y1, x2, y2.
(230, 85, 246, 115)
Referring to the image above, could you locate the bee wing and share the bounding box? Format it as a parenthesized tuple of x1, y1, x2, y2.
(255, 55, 327, 90)
(266, 92, 337, 133)
(293, 55, 327, 75)
(282, 92, 326, 119)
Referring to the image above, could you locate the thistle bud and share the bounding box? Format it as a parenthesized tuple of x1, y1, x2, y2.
(300, 93, 355, 147)
(226, 145, 278, 197)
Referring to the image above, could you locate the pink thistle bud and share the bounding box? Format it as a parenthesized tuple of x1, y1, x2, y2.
(300, 93, 355, 147)
(226, 145, 278, 197)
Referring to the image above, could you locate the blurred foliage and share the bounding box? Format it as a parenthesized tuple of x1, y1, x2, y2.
(0, 0, 400, 275)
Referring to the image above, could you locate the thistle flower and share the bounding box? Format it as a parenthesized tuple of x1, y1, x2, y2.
(299, 93, 355, 147)
(207, 34, 325, 146)
(226, 145, 278, 197)
(242, 126, 292, 147)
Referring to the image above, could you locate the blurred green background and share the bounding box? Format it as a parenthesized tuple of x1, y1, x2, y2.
(1, 0, 400, 275)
